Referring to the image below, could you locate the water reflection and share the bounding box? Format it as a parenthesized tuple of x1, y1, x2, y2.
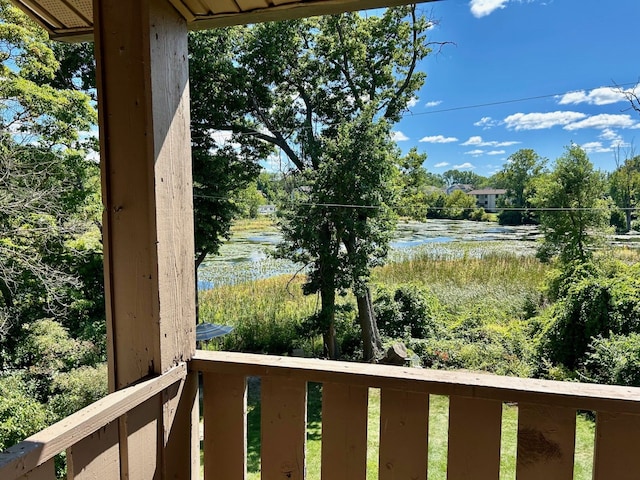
(197, 220, 540, 289)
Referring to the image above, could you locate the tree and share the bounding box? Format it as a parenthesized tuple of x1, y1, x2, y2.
(609, 147, 640, 232)
(531, 145, 610, 264)
(497, 149, 546, 225)
(395, 148, 444, 219)
(189, 29, 274, 268)
(0, 0, 101, 362)
(442, 169, 486, 188)
(190, 8, 438, 360)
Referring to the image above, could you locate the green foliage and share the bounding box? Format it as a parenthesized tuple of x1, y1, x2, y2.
(374, 284, 442, 340)
(585, 333, 640, 386)
(496, 149, 546, 225)
(442, 169, 487, 188)
(0, 374, 47, 451)
(14, 319, 99, 375)
(47, 364, 107, 421)
(532, 145, 610, 264)
(609, 154, 640, 232)
(610, 207, 628, 233)
(539, 261, 640, 370)
(443, 190, 476, 219)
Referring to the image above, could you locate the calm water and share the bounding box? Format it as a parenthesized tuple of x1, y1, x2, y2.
(197, 219, 540, 290)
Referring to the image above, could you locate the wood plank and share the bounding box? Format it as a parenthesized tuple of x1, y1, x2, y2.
(378, 388, 429, 480)
(192, 351, 640, 414)
(16, 459, 55, 480)
(593, 411, 640, 480)
(187, 0, 441, 31)
(320, 383, 368, 480)
(447, 396, 502, 480)
(199, 0, 241, 14)
(0, 365, 185, 480)
(235, 0, 270, 11)
(95, 0, 195, 392)
(516, 403, 576, 480)
(67, 421, 120, 479)
(120, 396, 161, 480)
(261, 376, 307, 480)
(202, 372, 247, 480)
(182, 0, 212, 14)
(162, 373, 200, 480)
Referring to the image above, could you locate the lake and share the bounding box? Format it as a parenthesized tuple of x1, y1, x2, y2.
(197, 219, 541, 290)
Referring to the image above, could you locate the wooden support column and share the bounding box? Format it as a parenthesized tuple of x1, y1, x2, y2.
(94, 0, 197, 477)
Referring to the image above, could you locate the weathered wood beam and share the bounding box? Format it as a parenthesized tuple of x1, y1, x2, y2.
(94, 0, 197, 477)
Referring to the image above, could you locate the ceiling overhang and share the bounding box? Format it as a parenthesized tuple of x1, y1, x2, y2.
(10, 0, 435, 42)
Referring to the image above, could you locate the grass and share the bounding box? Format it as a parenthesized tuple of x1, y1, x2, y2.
(235, 381, 595, 480)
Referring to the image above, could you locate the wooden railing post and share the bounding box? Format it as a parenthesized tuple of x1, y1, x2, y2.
(93, 0, 197, 477)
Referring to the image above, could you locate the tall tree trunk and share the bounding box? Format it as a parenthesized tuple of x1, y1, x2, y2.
(356, 288, 382, 362)
(626, 208, 632, 232)
(320, 282, 337, 359)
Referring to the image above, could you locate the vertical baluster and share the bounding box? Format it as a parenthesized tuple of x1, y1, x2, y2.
(516, 403, 576, 480)
(321, 383, 368, 480)
(67, 421, 120, 479)
(261, 376, 307, 480)
(202, 372, 247, 480)
(447, 396, 502, 480)
(593, 411, 640, 480)
(119, 396, 161, 479)
(379, 388, 429, 480)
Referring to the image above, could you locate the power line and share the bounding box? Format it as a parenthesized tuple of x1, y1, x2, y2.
(405, 81, 640, 116)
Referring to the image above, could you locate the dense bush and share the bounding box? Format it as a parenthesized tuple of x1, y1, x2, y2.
(585, 333, 640, 386)
(539, 261, 640, 370)
(0, 375, 48, 451)
(47, 364, 108, 421)
(374, 284, 442, 340)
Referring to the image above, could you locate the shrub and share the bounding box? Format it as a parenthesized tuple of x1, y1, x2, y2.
(585, 334, 640, 386)
(47, 364, 108, 421)
(540, 261, 640, 370)
(374, 284, 442, 340)
(0, 375, 47, 450)
(610, 208, 628, 233)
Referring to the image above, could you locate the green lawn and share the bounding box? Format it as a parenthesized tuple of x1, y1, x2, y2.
(238, 381, 595, 480)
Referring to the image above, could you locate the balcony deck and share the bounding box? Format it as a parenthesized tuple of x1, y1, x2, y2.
(2, 351, 640, 479)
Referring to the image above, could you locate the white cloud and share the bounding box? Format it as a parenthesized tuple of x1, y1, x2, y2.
(557, 85, 637, 106)
(426, 100, 443, 108)
(461, 135, 520, 147)
(487, 150, 506, 155)
(581, 142, 612, 154)
(454, 162, 476, 170)
(407, 97, 419, 108)
(504, 111, 587, 130)
(599, 128, 620, 141)
(392, 131, 409, 142)
(434, 162, 450, 168)
(474, 116, 499, 129)
(469, 0, 509, 18)
(464, 149, 485, 156)
(419, 135, 459, 143)
(564, 114, 637, 131)
(461, 136, 484, 146)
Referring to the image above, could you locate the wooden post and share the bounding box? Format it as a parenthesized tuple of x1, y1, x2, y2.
(93, 0, 197, 477)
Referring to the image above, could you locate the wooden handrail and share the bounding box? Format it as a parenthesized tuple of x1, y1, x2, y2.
(0, 363, 187, 480)
(192, 350, 640, 414)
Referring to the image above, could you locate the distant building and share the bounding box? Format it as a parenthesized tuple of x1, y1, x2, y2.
(258, 204, 276, 215)
(467, 189, 507, 212)
(445, 183, 474, 195)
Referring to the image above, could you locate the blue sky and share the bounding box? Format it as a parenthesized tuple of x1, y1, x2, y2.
(391, 0, 640, 177)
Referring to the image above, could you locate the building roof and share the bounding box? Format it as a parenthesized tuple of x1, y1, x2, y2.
(12, 0, 436, 41)
(467, 189, 507, 195)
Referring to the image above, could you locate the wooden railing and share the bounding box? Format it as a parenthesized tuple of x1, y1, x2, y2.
(0, 364, 188, 480)
(193, 350, 640, 480)
(3, 352, 640, 479)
